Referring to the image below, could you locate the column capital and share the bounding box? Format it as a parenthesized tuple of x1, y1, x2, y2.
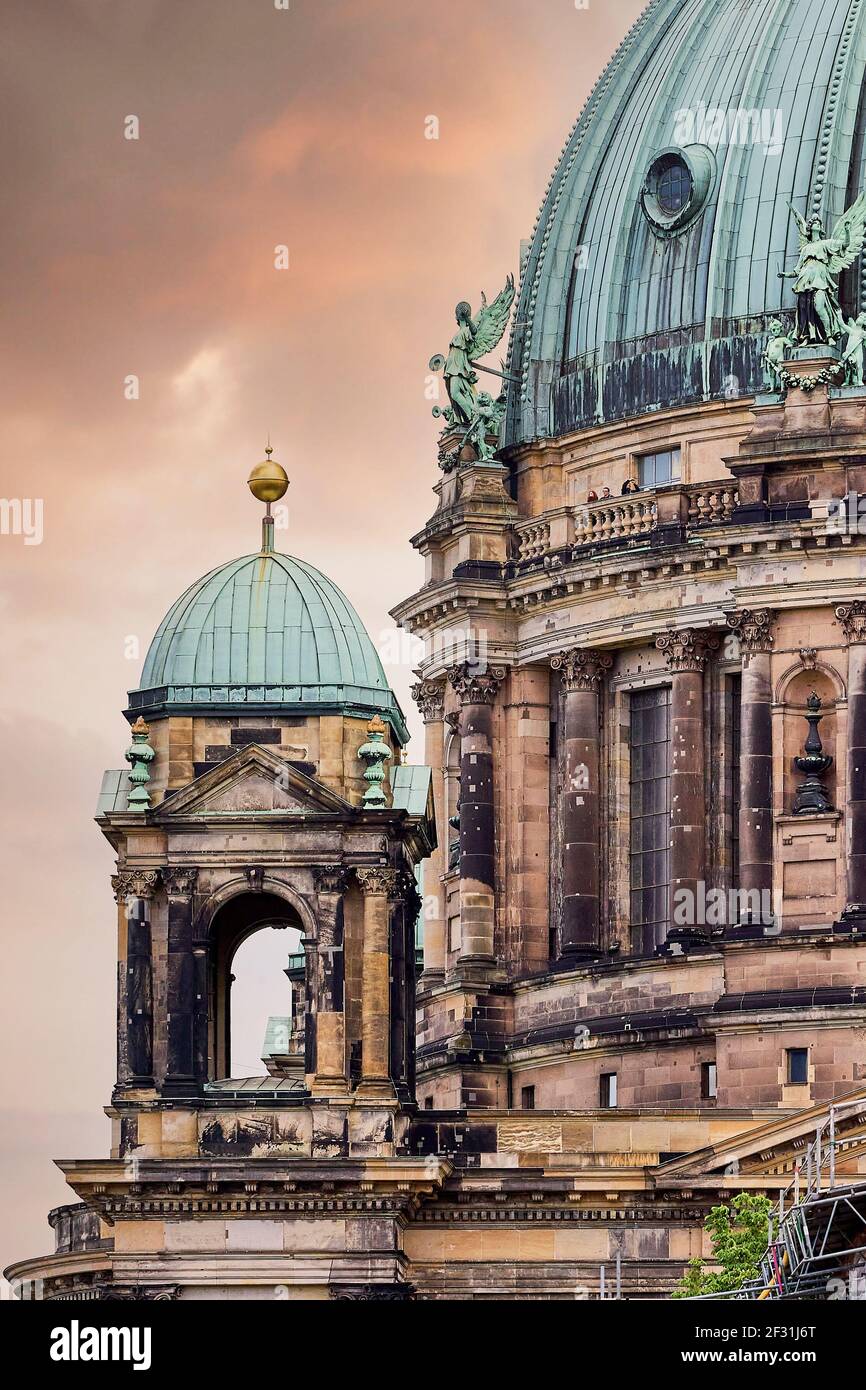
(550, 647, 613, 692)
(313, 865, 349, 895)
(410, 678, 446, 723)
(446, 662, 507, 707)
(111, 869, 160, 903)
(355, 866, 398, 896)
(161, 866, 199, 897)
(725, 608, 776, 655)
(836, 600, 866, 644)
(656, 628, 720, 673)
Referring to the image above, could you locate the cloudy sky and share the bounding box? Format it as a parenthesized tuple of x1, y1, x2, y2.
(0, 0, 644, 1270)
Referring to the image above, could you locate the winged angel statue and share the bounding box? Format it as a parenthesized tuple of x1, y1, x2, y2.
(429, 275, 515, 464)
(782, 196, 866, 345)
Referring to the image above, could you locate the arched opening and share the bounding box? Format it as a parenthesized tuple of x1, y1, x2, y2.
(208, 892, 306, 1081)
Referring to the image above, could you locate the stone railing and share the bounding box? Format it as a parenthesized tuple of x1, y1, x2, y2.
(512, 481, 740, 567)
(573, 495, 657, 547)
(686, 484, 738, 526)
(515, 519, 551, 562)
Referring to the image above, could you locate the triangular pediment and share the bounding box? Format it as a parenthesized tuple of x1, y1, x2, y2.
(154, 744, 354, 819)
(652, 1086, 866, 1187)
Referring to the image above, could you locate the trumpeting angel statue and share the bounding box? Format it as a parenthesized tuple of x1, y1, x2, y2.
(781, 195, 866, 345)
(429, 274, 515, 466)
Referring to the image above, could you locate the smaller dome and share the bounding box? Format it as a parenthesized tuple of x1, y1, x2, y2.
(128, 551, 407, 741)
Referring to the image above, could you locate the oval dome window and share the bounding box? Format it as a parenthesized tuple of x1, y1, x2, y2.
(641, 145, 714, 234)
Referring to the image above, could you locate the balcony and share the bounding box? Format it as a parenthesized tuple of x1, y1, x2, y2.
(511, 480, 740, 573)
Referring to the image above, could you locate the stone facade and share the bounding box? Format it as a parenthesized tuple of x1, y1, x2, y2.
(10, 360, 866, 1304)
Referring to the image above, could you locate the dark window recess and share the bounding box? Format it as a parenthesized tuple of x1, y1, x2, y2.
(701, 1061, 718, 1100)
(231, 728, 283, 745)
(629, 686, 672, 952)
(521, 1085, 536, 1111)
(599, 1072, 618, 1109)
(424, 1096, 434, 1110)
(548, 925, 558, 962)
(787, 1048, 809, 1085)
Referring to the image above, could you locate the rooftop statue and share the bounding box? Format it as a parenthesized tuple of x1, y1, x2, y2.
(761, 318, 793, 392)
(842, 312, 866, 387)
(429, 274, 515, 467)
(781, 196, 866, 345)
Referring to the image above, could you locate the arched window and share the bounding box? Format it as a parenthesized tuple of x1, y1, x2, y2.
(208, 892, 305, 1081)
(228, 925, 302, 1078)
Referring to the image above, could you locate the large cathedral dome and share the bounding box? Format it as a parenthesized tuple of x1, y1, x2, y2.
(128, 549, 408, 740)
(506, 0, 866, 443)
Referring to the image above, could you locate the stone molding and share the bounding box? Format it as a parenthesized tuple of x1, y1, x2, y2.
(330, 1283, 415, 1301)
(355, 866, 398, 897)
(550, 647, 613, 692)
(656, 628, 720, 673)
(725, 608, 776, 656)
(446, 662, 508, 707)
(836, 600, 866, 644)
(410, 678, 446, 724)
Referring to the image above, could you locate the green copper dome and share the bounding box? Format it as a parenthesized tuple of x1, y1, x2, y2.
(128, 550, 408, 742)
(506, 0, 866, 441)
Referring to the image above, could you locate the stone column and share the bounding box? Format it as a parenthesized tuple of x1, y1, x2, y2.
(388, 877, 408, 1098)
(726, 609, 776, 925)
(111, 869, 159, 1090)
(447, 662, 507, 966)
(549, 648, 612, 959)
(400, 870, 420, 1096)
(356, 866, 397, 1097)
(161, 867, 200, 1096)
(410, 678, 447, 984)
(656, 630, 719, 941)
(310, 867, 347, 1093)
(836, 602, 866, 920)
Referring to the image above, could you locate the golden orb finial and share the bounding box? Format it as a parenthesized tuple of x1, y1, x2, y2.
(248, 443, 289, 505)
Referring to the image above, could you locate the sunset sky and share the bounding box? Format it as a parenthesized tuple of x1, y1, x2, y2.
(0, 0, 644, 1270)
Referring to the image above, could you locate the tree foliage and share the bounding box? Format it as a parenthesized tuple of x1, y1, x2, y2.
(672, 1192, 774, 1299)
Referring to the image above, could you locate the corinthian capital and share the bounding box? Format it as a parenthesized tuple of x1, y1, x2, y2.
(410, 678, 446, 724)
(111, 869, 160, 903)
(656, 628, 720, 673)
(550, 647, 613, 692)
(161, 866, 199, 897)
(836, 601, 866, 644)
(313, 865, 348, 895)
(355, 866, 398, 897)
(446, 662, 507, 707)
(725, 608, 776, 655)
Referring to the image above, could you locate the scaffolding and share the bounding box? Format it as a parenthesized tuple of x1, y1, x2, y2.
(690, 1099, 866, 1300)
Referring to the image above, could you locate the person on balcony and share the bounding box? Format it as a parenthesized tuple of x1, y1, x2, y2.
(621, 478, 640, 495)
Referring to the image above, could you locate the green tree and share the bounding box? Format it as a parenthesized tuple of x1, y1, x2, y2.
(672, 1192, 774, 1298)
